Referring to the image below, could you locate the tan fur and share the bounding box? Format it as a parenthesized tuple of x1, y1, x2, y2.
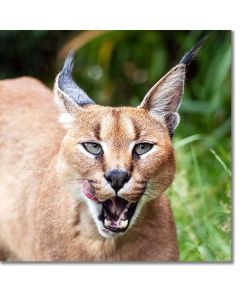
(0, 76, 179, 261)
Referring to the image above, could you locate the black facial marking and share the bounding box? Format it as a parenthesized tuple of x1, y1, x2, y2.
(95, 152, 103, 162)
(132, 121, 141, 140)
(94, 123, 101, 140)
(132, 152, 140, 160)
(129, 161, 134, 173)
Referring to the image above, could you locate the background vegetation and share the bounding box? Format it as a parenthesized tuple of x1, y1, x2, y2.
(0, 30, 231, 261)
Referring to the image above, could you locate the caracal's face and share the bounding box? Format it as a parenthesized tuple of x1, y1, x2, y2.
(59, 105, 175, 238)
(55, 50, 187, 237)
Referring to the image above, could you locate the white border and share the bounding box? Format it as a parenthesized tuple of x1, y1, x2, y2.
(0, 0, 237, 29)
(0, 1, 239, 299)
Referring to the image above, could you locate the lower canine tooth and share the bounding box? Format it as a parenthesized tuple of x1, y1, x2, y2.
(120, 219, 128, 228)
(104, 219, 112, 227)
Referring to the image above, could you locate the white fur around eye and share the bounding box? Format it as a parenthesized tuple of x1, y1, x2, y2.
(77, 142, 107, 159)
(129, 142, 156, 159)
(77, 144, 97, 159)
(139, 145, 157, 159)
(99, 141, 108, 154)
(129, 141, 136, 152)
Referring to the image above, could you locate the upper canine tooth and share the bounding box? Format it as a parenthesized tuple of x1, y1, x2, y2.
(120, 219, 128, 228)
(104, 219, 112, 227)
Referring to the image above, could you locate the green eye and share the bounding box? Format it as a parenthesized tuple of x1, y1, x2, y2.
(83, 142, 103, 155)
(134, 143, 153, 155)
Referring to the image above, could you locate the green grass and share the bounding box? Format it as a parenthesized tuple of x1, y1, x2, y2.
(168, 137, 231, 261)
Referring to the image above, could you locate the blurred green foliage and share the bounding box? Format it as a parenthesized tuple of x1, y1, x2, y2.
(0, 30, 74, 83)
(0, 30, 231, 261)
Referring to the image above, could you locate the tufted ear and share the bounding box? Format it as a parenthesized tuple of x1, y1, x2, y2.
(139, 64, 185, 137)
(139, 38, 205, 137)
(54, 52, 95, 128)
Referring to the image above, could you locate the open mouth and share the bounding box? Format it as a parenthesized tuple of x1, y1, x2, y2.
(83, 180, 138, 233)
(98, 197, 138, 233)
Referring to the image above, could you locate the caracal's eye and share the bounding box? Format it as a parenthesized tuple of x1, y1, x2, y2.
(133, 143, 153, 155)
(83, 142, 103, 155)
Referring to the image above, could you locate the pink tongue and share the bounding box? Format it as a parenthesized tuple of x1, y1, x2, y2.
(83, 180, 98, 202)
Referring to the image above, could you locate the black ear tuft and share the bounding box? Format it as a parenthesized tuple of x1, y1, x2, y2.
(179, 35, 208, 65)
(59, 51, 75, 80)
(58, 52, 95, 106)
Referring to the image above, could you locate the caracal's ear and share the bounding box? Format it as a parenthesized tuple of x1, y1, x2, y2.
(139, 38, 205, 137)
(54, 52, 95, 128)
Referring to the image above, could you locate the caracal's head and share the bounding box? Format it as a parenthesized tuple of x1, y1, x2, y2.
(53, 43, 202, 238)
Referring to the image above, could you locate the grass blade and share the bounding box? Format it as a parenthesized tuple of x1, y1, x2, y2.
(210, 149, 231, 176)
(174, 134, 202, 149)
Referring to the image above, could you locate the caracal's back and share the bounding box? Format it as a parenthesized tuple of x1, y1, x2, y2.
(0, 77, 63, 259)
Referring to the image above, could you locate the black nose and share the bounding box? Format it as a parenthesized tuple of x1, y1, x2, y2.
(105, 169, 130, 192)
